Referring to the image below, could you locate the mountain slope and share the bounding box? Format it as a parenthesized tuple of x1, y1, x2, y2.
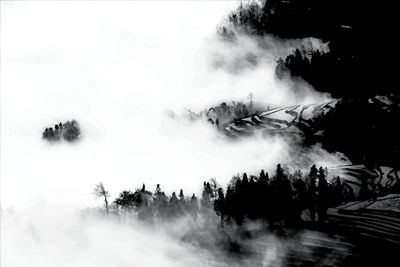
(219, 95, 400, 165)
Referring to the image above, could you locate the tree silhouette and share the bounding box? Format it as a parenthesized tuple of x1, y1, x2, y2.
(153, 184, 169, 218)
(214, 187, 225, 225)
(317, 167, 329, 223)
(108, 162, 395, 227)
(224, 0, 400, 98)
(201, 182, 215, 216)
(290, 170, 307, 224)
(189, 193, 199, 217)
(168, 192, 180, 217)
(93, 182, 110, 214)
(114, 190, 136, 212)
(307, 165, 318, 222)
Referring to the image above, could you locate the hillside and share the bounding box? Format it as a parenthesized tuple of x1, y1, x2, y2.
(327, 195, 400, 245)
(222, 0, 400, 98)
(214, 95, 400, 166)
(328, 165, 400, 198)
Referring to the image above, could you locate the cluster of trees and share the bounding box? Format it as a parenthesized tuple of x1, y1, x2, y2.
(42, 120, 81, 142)
(220, 0, 399, 98)
(216, 1, 400, 169)
(185, 96, 260, 129)
(94, 182, 201, 221)
(206, 97, 260, 128)
(274, 45, 372, 97)
(310, 97, 400, 166)
(94, 164, 361, 226)
(214, 164, 353, 226)
(275, 48, 326, 81)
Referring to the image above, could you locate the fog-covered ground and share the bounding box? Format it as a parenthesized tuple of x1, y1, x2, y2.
(1, 2, 350, 266)
(2, 206, 356, 267)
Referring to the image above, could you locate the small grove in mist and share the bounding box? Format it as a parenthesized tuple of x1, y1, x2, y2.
(219, 0, 399, 98)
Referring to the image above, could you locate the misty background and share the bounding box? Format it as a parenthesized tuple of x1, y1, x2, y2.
(1, 1, 336, 210)
(1, 1, 352, 267)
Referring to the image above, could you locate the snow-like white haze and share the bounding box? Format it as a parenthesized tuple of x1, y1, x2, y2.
(1, 1, 350, 266)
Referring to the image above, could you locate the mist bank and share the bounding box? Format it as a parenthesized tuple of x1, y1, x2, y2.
(1, 208, 222, 267)
(0, 204, 357, 267)
(5, 161, 399, 267)
(1, 1, 338, 210)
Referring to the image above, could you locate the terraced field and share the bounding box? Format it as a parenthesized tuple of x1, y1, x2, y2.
(328, 202, 400, 242)
(217, 96, 400, 265)
(326, 195, 400, 266)
(224, 100, 340, 137)
(328, 165, 400, 197)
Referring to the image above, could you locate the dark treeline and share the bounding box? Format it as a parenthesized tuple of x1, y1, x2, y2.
(101, 164, 372, 227)
(314, 97, 400, 167)
(112, 184, 201, 221)
(220, 0, 399, 98)
(93, 164, 400, 266)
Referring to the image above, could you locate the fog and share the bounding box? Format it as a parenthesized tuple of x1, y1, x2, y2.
(1, 1, 349, 266)
(1, 1, 340, 210)
(1, 207, 218, 267)
(2, 206, 312, 267)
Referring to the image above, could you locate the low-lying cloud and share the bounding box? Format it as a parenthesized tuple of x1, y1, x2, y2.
(1, 1, 340, 210)
(1, 207, 352, 267)
(1, 208, 219, 267)
(1, 2, 351, 266)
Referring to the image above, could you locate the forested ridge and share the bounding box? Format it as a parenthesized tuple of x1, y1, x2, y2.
(220, 0, 399, 98)
(95, 164, 399, 225)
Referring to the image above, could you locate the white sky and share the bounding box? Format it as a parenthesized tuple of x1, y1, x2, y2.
(1, 1, 330, 211)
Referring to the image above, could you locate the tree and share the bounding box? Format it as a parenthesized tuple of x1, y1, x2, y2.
(93, 182, 110, 214)
(132, 184, 153, 219)
(259, 169, 269, 184)
(63, 120, 81, 142)
(209, 178, 220, 201)
(178, 189, 187, 215)
(168, 192, 180, 217)
(271, 164, 292, 221)
(153, 184, 168, 218)
(224, 186, 234, 222)
(179, 189, 185, 201)
(291, 170, 307, 222)
(155, 184, 161, 194)
(214, 187, 225, 222)
(114, 190, 136, 212)
(309, 165, 318, 180)
(189, 193, 199, 217)
(275, 164, 285, 181)
(201, 182, 214, 211)
(331, 176, 344, 206)
(242, 173, 249, 184)
(317, 167, 329, 223)
(307, 165, 318, 222)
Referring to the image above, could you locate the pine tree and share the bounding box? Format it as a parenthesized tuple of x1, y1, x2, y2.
(189, 193, 199, 217)
(317, 167, 329, 223)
